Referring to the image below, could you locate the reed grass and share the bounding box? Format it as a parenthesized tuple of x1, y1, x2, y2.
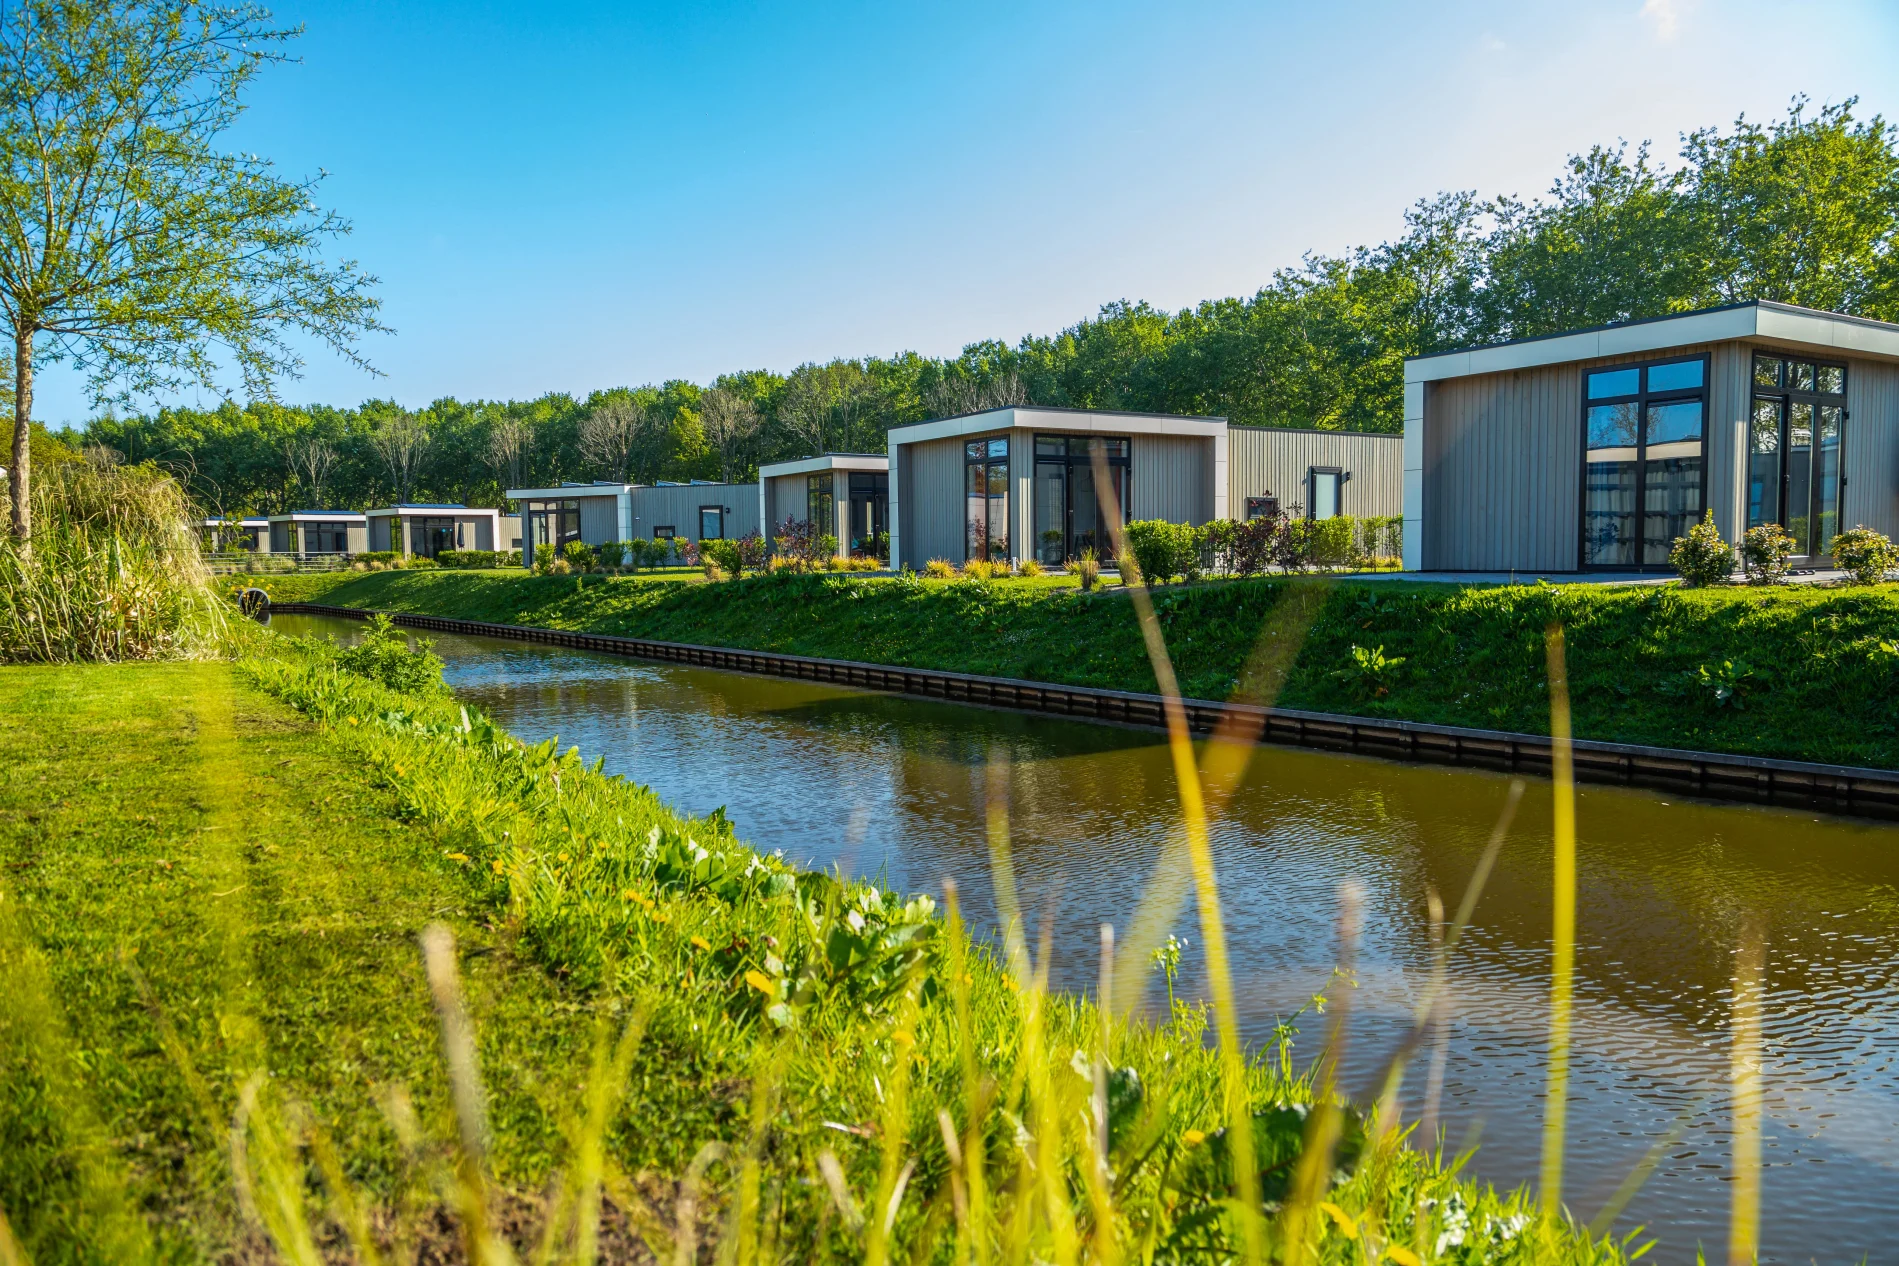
(0, 461, 224, 663)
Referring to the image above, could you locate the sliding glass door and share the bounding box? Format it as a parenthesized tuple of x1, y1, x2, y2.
(1032, 435, 1130, 565)
(1581, 357, 1707, 569)
(1749, 355, 1845, 559)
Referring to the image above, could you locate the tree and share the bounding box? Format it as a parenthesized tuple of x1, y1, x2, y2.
(577, 395, 644, 482)
(283, 434, 337, 509)
(697, 387, 761, 482)
(484, 412, 533, 491)
(0, 0, 383, 541)
(368, 410, 430, 504)
(1680, 97, 1899, 319)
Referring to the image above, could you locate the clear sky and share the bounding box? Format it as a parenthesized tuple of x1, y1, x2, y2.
(40, 0, 1899, 426)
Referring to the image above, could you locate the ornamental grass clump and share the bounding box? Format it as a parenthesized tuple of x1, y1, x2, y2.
(1668, 510, 1735, 587)
(1831, 526, 1897, 585)
(0, 461, 224, 663)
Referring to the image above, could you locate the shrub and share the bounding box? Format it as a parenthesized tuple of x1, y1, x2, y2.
(333, 613, 446, 695)
(1123, 519, 1201, 585)
(734, 531, 769, 573)
(1227, 517, 1274, 577)
(701, 537, 742, 577)
(435, 549, 506, 569)
(674, 537, 700, 567)
(0, 461, 223, 663)
(1669, 510, 1735, 587)
(1307, 516, 1357, 570)
(1018, 558, 1043, 578)
(1832, 526, 1897, 585)
(356, 550, 402, 566)
(561, 540, 596, 570)
(596, 540, 628, 569)
(546, 557, 572, 576)
(923, 558, 955, 578)
(825, 554, 850, 572)
(961, 558, 997, 580)
(701, 559, 728, 582)
(771, 517, 827, 570)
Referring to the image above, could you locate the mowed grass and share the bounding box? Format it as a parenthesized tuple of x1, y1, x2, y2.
(0, 662, 606, 1263)
(247, 567, 1899, 769)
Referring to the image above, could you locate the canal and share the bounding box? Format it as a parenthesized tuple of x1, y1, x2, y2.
(270, 612, 1899, 1261)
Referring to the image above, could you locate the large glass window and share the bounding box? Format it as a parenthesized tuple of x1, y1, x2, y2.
(965, 436, 1011, 561)
(410, 517, 456, 557)
(526, 499, 580, 560)
(847, 471, 888, 557)
(1031, 435, 1129, 565)
(305, 521, 352, 553)
(1751, 354, 1846, 557)
(1581, 357, 1706, 568)
(807, 472, 835, 535)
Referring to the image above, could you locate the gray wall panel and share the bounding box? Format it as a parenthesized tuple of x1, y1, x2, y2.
(577, 495, 619, 545)
(631, 483, 759, 540)
(1845, 358, 1899, 540)
(903, 435, 970, 565)
(1227, 428, 1402, 519)
(1128, 434, 1214, 524)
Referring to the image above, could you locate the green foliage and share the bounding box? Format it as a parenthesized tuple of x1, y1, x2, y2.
(1668, 510, 1735, 587)
(0, 461, 224, 662)
(560, 540, 596, 570)
(1831, 526, 1897, 585)
(700, 536, 743, 577)
(331, 613, 445, 694)
(1689, 659, 1757, 710)
(1, 0, 384, 539)
(1333, 643, 1406, 701)
(433, 549, 513, 569)
(1740, 524, 1795, 585)
(1124, 519, 1203, 585)
(274, 568, 1899, 768)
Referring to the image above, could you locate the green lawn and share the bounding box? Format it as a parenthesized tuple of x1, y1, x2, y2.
(248, 566, 1899, 769)
(0, 661, 609, 1263)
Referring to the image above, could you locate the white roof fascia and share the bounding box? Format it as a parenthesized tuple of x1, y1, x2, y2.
(505, 485, 631, 501)
(268, 511, 366, 522)
(1406, 304, 1899, 385)
(1755, 305, 1899, 360)
(757, 454, 888, 479)
(887, 408, 1225, 447)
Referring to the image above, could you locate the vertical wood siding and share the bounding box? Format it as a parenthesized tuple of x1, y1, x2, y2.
(631, 484, 761, 541)
(1845, 358, 1899, 539)
(1227, 428, 1402, 519)
(368, 517, 391, 551)
(577, 495, 619, 544)
(1420, 340, 1750, 571)
(1128, 435, 1213, 523)
(901, 435, 970, 564)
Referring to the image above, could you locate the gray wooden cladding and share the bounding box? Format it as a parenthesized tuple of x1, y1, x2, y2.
(1227, 427, 1402, 519)
(272, 601, 1899, 819)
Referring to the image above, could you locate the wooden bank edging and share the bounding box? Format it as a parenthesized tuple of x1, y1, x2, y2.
(271, 601, 1899, 820)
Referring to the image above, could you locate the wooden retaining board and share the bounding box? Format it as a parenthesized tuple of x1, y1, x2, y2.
(270, 602, 1899, 821)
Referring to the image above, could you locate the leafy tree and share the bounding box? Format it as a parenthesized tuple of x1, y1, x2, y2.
(0, 0, 382, 540)
(577, 394, 645, 482)
(698, 387, 761, 483)
(367, 409, 430, 504)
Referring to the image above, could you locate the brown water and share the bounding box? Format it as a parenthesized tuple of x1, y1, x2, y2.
(271, 613, 1899, 1261)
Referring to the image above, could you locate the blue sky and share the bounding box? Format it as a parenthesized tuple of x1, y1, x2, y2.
(42, 0, 1899, 426)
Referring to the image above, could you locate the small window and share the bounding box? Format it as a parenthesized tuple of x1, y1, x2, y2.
(1646, 360, 1704, 393)
(652, 525, 674, 539)
(1817, 365, 1845, 395)
(1791, 362, 1816, 391)
(1586, 367, 1641, 400)
(698, 506, 724, 540)
(1309, 468, 1342, 520)
(1245, 495, 1279, 520)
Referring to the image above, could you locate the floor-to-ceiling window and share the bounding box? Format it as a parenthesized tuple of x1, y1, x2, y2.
(806, 472, 835, 536)
(847, 471, 887, 556)
(1031, 435, 1128, 565)
(1581, 356, 1708, 568)
(305, 521, 352, 553)
(410, 517, 456, 557)
(965, 437, 1011, 561)
(1749, 353, 1846, 559)
(526, 499, 580, 562)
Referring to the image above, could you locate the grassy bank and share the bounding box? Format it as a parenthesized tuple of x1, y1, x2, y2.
(253, 567, 1899, 769)
(0, 629, 1626, 1262)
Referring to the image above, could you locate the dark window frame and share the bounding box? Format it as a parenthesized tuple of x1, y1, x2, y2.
(1748, 351, 1848, 558)
(652, 525, 675, 539)
(1030, 433, 1131, 565)
(1576, 353, 1711, 571)
(1306, 466, 1346, 520)
(698, 504, 725, 540)
(806, 471, 835, 534)
(965, 435, 1013, 562)
(525, 498, 582, 561)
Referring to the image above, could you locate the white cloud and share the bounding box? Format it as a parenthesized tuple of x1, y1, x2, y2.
(1641, 0, 1683, 40)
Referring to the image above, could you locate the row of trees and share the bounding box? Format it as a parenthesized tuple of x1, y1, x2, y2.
(46, 88, 1899, 520)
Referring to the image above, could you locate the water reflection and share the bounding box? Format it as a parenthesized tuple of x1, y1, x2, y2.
(269, 614, 1899, 1262)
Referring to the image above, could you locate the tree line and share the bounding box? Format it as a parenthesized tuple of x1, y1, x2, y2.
(68, 95, 1899, 518)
